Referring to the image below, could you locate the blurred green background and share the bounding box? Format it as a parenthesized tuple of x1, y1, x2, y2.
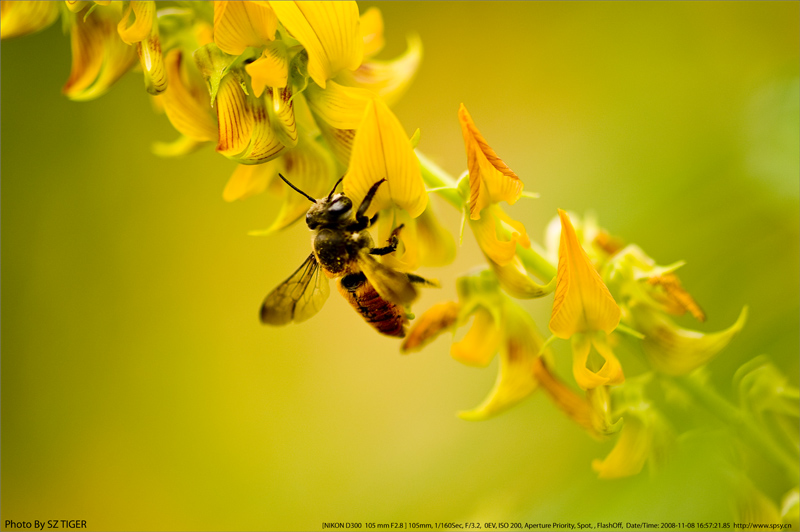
(1, 2, 797, 530)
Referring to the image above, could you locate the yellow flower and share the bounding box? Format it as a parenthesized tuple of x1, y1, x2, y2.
(343, 97, 427, 218)
(458, 103, 524, 220)
(213, 1, 276, 56)
(62, 3, 138, 101)
(0, 1, 59, 40)
(550, 210, 624, 389)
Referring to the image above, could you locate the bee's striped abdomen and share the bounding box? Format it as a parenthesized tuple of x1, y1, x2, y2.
(338, 272, 408, 338)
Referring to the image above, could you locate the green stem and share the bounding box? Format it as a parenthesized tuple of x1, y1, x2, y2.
(673, 374, 799, 485)
(416, 150, 558, 282)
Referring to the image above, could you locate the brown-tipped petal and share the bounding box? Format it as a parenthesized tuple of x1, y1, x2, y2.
(458, 103, 523, 220)
(213, 0, 276, 56)
(401, 301, 461, 353)
(647, 273, 706, 322)
(138, 33, 167, 95)
(269, 85, 298, 149)
(269, 0, 362, 89)
(533, 358, 602, 438)
(550, 210, 621, 338)
(227, 92, 286, 164)
(159, 49, 218, 143)
(1, 1, 59, 39)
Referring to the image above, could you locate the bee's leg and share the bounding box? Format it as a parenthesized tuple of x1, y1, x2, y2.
(367, 212, 379, 228)
(354, 178, 387, 227)
(369, 224, 404, 256)
(406, 273, 440, 288)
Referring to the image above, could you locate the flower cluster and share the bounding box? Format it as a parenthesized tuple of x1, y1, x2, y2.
(4, 1, 796, 523)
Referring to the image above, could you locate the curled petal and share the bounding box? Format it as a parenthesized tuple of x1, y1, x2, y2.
(571, 333, 624, 390)
(401, 301, 461, 353)
(159, 49, 218, 143)
(268, 85, 298, 149)
(458, 103, 523, 220)
(489, 256, 554, 300)
(117, 1, 154, 45)
(591, 415, 651, 479)
(337, 35, 422, 106)
(470, 205, 529, 267)
(359, 6, 384, 58)
(459, 305, 542, 420)
(63, 5, 138, 101)
(269, 0, 362, 89)
(152, 135, 205, 158)
(246, 41, 289, 97)
(344, 98, 427, 218)
(213, 1, 276, 56)
(450, 307, 500, 368)
(635, 306, 748, 376)
(550, 210, 621, 339)
(1, 1, 59, 39)
(646, 273, 706, 322)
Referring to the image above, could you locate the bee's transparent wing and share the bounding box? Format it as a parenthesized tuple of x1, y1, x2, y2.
(358, 251, 418, 306)
(260, 253, 330, 325)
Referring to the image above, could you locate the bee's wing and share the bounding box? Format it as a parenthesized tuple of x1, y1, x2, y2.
(260, 253, 330, 325)
(358, 251, 418, 306)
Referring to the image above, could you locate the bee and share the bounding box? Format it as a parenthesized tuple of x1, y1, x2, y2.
(260, 174, 437, 337)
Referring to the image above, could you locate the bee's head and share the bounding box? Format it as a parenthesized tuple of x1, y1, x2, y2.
(306, 193, 353, 229)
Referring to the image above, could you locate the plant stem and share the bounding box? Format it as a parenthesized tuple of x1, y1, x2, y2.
(673, 373, 799, 485)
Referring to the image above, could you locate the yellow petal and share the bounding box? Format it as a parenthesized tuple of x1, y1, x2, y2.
(224, 162, 276, 202)
(550, 209, 621, 338)
(305, 79, 371, 130)
(151, 135, 205, 158)
(337, 35, 422, 107)
(533, 358, 602, 438)
(358, 6, 384, 58)
(245, 41, 289, 97)
(470, 205, 529, 267)
(591, 415, 651, 479)
(635, 305, 748, 376)
(269, 0, 362, 89)
(213, 0, 276, 56)
(489, 255, 554, 300)
(377, 209, 420, 272)
(214, 72, 254, 157)
(459, 305, 541, 420)
(571, 333, 625, 390)
(401, 301, 461, 353)
(159, 49, 218, 143)
(137, 34, 167, 94)
(63, 5, 138, 101)
(415, 203, 456, 268)
(117, 1, 154, 45)
(229, 90, 287, 164)
(344, 98, 427, 218)
(458, 103, 524, 220)
(450, 307, 500, 368)
(1, 1, 59, 40)
(268, 85, 298, 149)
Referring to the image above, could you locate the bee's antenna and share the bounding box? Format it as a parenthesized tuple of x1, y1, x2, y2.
(279, 173, 317, 203)
(327, 176, 345, 200)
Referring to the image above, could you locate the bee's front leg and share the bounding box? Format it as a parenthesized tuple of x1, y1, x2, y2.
(354, 178, 386, 228)
(369, 224, 404, 256)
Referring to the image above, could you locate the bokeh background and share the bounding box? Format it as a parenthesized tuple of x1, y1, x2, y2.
(2, 2, 798, 530)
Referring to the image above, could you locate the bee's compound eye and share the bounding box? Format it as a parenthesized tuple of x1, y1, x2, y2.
(328, 196, 353, 218)
(305, 211, 318, 229)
